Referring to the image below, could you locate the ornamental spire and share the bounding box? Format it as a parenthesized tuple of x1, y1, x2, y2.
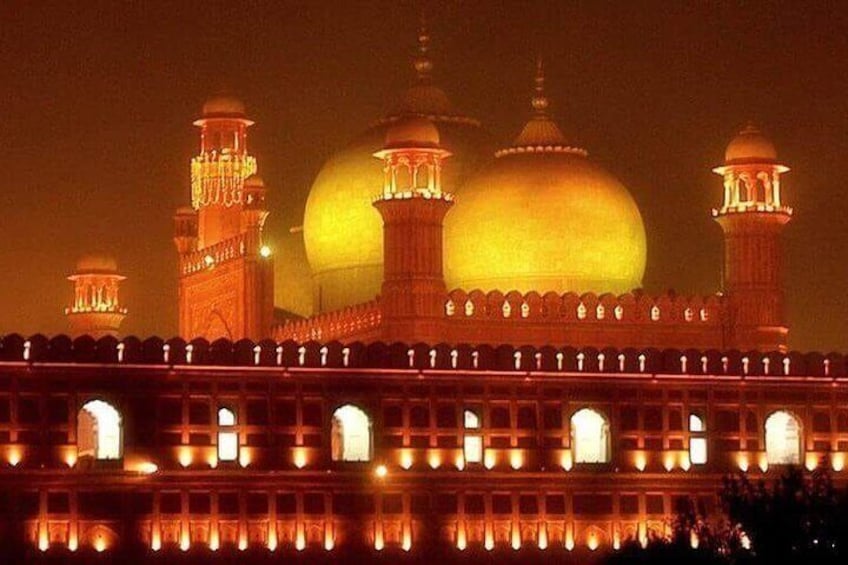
(413, 14, 433, 82)
(531, 56, 550, 115)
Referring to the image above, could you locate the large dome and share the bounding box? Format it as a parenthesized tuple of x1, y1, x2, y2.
(304, 118, 493, 312)
(443, 68, 646, 295)
(303, 33, 494, 312)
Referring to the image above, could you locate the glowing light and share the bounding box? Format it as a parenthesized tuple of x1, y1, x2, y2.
(374, 528, 384, 551)
(267, 531, 277, 552)
(178, 447, 192, 468)
(455, 453, 465, 471)
(565, 529, 575, 551)
(456, 526, 467, 551)
(151, 530, 162, 551)
(690, 530, 700, 549)
(538, 524, 548, 550)
(259, 245, 272, 258)
(737, 453, 749, 472)
(758, 453, 769, 473)
(208, 529, 219, 551)
(680, 453, 691, 471)
(38, 528, 49, 551)
(613, 531, 621, 550)
(293, 447, 307, 469)
(560, 451, 573, 471)
(7, 448, 21, 467)
(296, 530, 306, 551)
(587, 532, 599, 551)
(402, 526, 412, 552)
(663, 453, 675, 472)
(806, 454, 818, 472)
(485, 529, 495, 551)
(93, 536, 107, 553)
(399, 450, 413, 470)
(832, 453, 845, 472)
(509, 450, 523, 470)
(324, 529, 334, 551)
(428, 452, 441, 470)
(331, 405, 372, 462)
(238, 450, 251, 468)
(238, 534, 247, 551)
(740, 532, 752, 550)
(204, 254, 214, 267)
(374, 464, 388, 479)
(634, 452, 646, 472)
(511, 526, 521, 550)
(180, 529, 190, 552)
(207, 453, 218, 469)
(65, 451, 77, 468)
(68, 532, 78, 552)
(484, 450, 496, 470)
(138, 462, 158, 474)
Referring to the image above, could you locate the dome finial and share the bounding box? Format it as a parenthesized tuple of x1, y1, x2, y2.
(531, 56, 549, 115)
(413, 12, 433, 82)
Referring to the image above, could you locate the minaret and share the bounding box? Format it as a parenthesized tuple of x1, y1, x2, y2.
(174, 94, 274, 341)
(373, 117, 453, 343)
(65, 255, 127, 339)
(713, 124, 792, 352)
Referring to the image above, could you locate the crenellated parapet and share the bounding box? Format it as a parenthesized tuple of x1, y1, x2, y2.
(2, 332, 845, 378)
(272, 300, 382, 343)
(444, 289, 722, 326)
(178, 234, 246, 275)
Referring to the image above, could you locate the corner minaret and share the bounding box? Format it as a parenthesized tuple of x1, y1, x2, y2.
(65, 255, 127, 339)
(713, 123, 792, 352)
(174, 94, 274, 341)
(373, 117, 453, 343)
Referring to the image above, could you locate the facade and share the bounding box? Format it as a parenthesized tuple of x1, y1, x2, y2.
(0, 29, 832, 564)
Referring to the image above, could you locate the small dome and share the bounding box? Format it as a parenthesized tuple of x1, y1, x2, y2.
(725, 123, 778, 163)
(76, 255, 118, 274)
(201, 93, 246, 118)
(244, 174, 265, 188)
(384, 117, 441, 149)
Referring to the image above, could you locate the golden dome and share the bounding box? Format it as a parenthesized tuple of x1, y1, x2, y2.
(443, 64, 646, 295)
(725, 123, 778, 163)
(302, 30, 494, 312)
(75, 255, 119, 274)
(201, 93, 247, 118)
(303, 119, 494, 312)
(384, 116, 441, 148)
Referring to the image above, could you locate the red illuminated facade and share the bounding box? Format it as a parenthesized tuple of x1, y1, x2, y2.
(1, 38, 834, 565)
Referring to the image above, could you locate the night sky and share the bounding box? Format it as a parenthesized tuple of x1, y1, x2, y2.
(1, 1, 846, 352)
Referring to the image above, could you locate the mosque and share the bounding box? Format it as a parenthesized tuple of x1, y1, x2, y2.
(0, 28, 838, 562)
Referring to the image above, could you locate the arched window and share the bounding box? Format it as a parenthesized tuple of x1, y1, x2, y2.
(571, 408, 610, 464)
(689, 414, 707, 465)
(596, 304, 605, 320)
(78, 400, 122, 460)
(684, 308, 694, 322)
(520, 302, 530, 319)
(614, 305, 624, 320)
(464, 300, 474, 317)
(502, 301, 511, 318)
(463, 409, 483, 464)
(217, 407, 238, 461)
(650, 305, 660, 321)
(765, 411, 801, 465)
(331, 405, 372, 462)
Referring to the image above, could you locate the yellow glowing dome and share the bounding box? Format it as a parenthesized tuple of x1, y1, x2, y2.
(302, 33, 495, 312)
(444, 70, 646, 295)
(384, 116, 441, 148)
(725, 123, 777, 163)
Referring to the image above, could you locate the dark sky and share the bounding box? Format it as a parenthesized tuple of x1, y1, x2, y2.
(1, 1, 847, 352)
